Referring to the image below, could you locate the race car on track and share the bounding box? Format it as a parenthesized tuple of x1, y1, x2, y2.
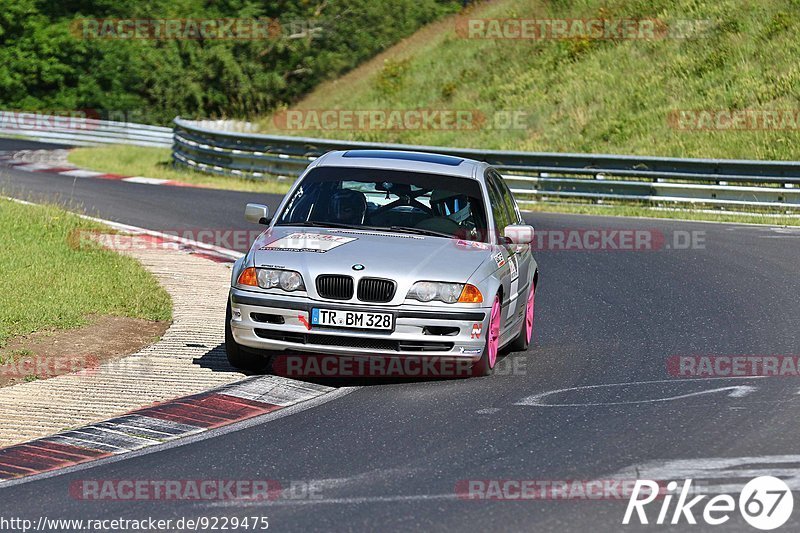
(226, 149, 538, 377)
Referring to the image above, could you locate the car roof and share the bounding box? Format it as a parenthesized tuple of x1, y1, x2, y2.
(312, 149, 488, 179)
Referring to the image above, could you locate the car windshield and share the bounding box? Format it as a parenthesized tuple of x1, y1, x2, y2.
(276, 166, 489, 241)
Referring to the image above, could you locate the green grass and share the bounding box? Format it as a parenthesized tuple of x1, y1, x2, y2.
(68, 145, 293, 195)
(0, 199, 172, 347)
(524, 202, 800, 226)
(0, 349, 33, 364)
(256, 0, 800, 161)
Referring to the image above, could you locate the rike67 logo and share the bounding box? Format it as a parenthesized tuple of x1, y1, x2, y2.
(624, 476, 793, 530)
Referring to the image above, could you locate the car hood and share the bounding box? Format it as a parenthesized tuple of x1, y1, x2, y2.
(251, 226, 492, 303)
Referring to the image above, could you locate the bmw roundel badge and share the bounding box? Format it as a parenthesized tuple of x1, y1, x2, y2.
(352, 264, 365, 271)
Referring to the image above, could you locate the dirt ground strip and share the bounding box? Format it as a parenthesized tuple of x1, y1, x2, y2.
(0, 234, 246, 448)
(0, 316, 169, 388)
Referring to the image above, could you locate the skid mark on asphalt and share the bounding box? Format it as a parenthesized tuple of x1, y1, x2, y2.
(514, 377, 766, 407)
(206, 493, 461, 508)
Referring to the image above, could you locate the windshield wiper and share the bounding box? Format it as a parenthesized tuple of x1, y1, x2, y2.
(385, 226, 454, 239)
(278, 221, 363, 230)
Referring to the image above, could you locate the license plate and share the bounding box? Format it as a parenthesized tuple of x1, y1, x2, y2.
(311, 308, 393, 330)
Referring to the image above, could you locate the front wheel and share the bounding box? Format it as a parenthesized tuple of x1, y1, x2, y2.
(472, 294, 502, 377)
(225, 301, 271, 372)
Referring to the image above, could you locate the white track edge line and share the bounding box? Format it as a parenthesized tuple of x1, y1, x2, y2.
(3, 195, 244, 260)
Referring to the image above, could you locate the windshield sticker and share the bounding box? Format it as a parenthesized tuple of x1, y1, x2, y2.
(260, 232, 357, 253)
(456, 239, 490, 250)
(327, 229, 424, 239)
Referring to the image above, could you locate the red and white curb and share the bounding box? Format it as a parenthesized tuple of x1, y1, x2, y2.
(0, 376, 333, 482)
(0, 150, 201, 188)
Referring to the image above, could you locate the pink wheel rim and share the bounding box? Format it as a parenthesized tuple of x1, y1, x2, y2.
(524, 286, 535, 344)
(487, 296, 501, 368)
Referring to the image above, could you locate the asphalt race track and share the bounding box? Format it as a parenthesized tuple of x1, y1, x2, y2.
(2, 139, 800, 531)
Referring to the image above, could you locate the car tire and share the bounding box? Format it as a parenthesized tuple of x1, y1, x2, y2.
(225, 301, 271, 372)
(472, 294, 502, 377)
(508, 283, 535, 352)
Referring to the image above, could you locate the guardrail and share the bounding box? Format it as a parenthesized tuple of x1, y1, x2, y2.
(173, 118, 800, 211)
(0, 112, 172, 148)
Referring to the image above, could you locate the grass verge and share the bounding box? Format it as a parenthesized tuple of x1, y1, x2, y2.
(0, 198, 172, 347)
(524, 202, 800, 226)
(68, 145, 293, 195)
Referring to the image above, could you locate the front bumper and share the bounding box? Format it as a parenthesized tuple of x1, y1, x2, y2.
(229, 287, 488, 361)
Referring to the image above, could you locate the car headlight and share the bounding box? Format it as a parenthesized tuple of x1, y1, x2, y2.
(257, 269, 305, 291)
(407, 281, 482, 304)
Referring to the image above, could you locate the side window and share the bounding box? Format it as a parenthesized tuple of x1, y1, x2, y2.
(485, 170, 511, 236)
(491, 170, 521, 224)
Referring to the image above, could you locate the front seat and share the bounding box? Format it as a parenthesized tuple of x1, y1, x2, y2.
(328, 188, 368, 225)
(415, 190, 469, 234)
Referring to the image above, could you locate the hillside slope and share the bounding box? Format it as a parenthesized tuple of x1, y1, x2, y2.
(258, 0, 800, 161)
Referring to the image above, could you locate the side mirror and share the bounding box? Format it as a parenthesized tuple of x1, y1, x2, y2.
(504, 224, 534, 245)
(245, 203, 270, 225)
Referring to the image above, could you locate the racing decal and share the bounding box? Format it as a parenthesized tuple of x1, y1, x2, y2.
(507, 254, 520, 319)
(493, 251, 506, 268)
(460, 347, 483, 355)
(508, 254, 519, 281)
(471, 323, 483, 339)
(298, 314, 312, 331)
(259, 232, 356, 253)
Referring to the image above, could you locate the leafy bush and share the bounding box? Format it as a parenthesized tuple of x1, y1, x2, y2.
(0, 0, 462, 124)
